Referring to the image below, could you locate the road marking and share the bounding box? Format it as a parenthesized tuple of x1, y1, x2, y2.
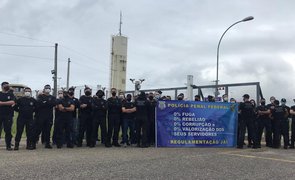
(221, 153, 295, 164)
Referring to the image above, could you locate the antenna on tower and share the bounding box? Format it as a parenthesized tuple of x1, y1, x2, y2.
(119, 11, 122, 36)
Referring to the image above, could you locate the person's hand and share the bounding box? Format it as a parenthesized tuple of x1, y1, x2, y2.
(81, 104, 87, 108)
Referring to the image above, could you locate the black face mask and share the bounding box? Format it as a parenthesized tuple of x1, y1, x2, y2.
(68, 92, 74, 96)
(112, 92, 116, 96)
(85, 91, 91, 96)
(3, 86, 10, 92)
(195, 99, 200, 101)
(178, 97, 183, 100)
(97, 94, 103, 98)
(261, 102, 266, 105)
(148, 96, 153, 100)
(127, 98, 132, 102)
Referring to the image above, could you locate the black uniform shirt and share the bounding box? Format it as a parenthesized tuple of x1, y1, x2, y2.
(135, 98, 149, 118)
(122, 101, 135, 120)
(79, 95, 93, 114)
(291, 105, 295, 120)
(92, 97, 107, 117)
(37, 94, 56, 118)
(15, 97, 37, 119)
(0, 92, 15, 117)
(256, 105, 269, 120)
(58, 97, 75, 119)
(239, 101, 255, 118)
(107, 97, 122, 115)
(271, 106, 287, 120)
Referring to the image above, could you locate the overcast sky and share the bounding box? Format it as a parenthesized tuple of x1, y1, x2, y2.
(0, 0, 295, 102)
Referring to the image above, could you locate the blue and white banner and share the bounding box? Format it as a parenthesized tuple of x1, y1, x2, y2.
(156, 100, 238, 147)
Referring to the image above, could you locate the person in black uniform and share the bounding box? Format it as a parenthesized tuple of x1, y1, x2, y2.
(270, 100, 289, 149)
(256, 98, 272, 148)
(135, 91, 149, 148)
(121, 94, 136, 147)
(267, 96, 276, 145)
(77, 86, 93, 147)
(194, 95, 201, 101)
(237, 94, 258, 149)
(106, 88, 122, 147)
(34, 84, 56, 149)
(281, 98, 290, 147)
(0, 82, 15, 150)
(290, 99, 295, 148)
(14, 87, 37, 150)
(52, 90, 63, 145)
(147, 92, 157, 146)
(90, 90, 107, 147)
(56, 90, 75, 148)
(68, 87, 80, 146)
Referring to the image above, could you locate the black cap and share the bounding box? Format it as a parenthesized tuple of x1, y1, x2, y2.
(281, 98, 286, 103)
(96, 90, 104, 96)
(243, 94, 250, 99)
(44, 84, 51, 89)
(195, 95, 200, 98)
(1, 82, 9, 86)
(69, 87, 75, 91)
(157, 90, 162, 94)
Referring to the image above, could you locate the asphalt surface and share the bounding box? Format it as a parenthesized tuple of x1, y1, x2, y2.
(0, 141, 295, 180)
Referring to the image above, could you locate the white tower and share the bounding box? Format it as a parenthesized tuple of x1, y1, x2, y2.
(109, 12, 128, 93)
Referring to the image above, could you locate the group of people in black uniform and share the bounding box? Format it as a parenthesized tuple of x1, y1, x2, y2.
(236, 94, 295, 149)
(214, 94, 295, 149)
(1, 81, 294, 151)
(0, 82, 157, 151)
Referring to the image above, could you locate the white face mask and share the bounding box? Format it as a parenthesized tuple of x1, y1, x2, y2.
(119, 95, 124, 98)
(44, 88, 51, 93)
(223, 97, 228, 101)
(24, 92, 31, 97)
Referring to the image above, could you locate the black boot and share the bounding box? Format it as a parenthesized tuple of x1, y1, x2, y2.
(14, 142, 19, 150)
(45, 143, 53, 149)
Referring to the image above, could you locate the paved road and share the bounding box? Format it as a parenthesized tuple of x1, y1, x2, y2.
(0, 142, 295, 180)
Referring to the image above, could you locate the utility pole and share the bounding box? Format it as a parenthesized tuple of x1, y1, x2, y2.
(66, 58, 71, 90)
(53, 43, 58, 97)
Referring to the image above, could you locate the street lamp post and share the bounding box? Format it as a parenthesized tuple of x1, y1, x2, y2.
(215, 16, 254, 98)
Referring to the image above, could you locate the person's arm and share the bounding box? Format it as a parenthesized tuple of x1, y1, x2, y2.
(290, 108, 295, 115)
(0, 100, 15, 106)
(65, 104, 75, 112)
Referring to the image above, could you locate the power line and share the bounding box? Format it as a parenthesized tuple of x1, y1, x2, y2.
(0, 44, 54, 48)
(60, 45, 109, 66)
(0, 31, 54, 44)
(0, 52, 53, 61)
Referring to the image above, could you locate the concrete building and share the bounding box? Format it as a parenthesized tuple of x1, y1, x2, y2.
(109, 13, 128, 93)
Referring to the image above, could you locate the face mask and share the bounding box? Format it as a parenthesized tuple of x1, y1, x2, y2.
(24, 92, 31, 97)
(223, 97, 228, 102)
(97, 94, 104, 98)
(112, 92, 116, 96)
(68, 92, 74, 96)
(261, 101, 266, 105)
(3, 86, 10, 92)
(44, 88, 51, 93)
(155, 95, 160, 99)
(195, 99, 199, 101)
(177, 97, 183, 100)
(119, 95, 124, 99)
(148, 96, 154, 100)
(127, 98, 132, 102)
(85, 91, 91, 96)
(230, 101, 236, 103)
